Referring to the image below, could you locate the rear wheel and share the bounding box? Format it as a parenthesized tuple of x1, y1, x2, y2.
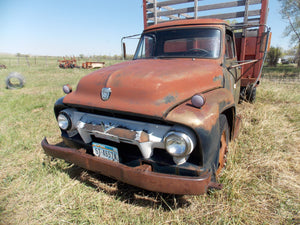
(246, 85, 256, 103)
(240, 85, 256, 103)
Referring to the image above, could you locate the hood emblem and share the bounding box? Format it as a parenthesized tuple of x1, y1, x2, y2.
(101, 88, 111, 101)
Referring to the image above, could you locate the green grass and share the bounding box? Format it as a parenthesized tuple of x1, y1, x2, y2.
(0, 56, 299, 224)
(262, 64, 300, 79)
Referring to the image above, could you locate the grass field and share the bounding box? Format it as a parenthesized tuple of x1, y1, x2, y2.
(0, 56, 299, 224)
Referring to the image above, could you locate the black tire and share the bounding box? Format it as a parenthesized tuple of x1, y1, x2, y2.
(240, 85, 257, 103)
(5, 72, 25, 89)
(239, 87, 246, 103)
(246, 85, 256, 103)
(212, 114, 229, 182)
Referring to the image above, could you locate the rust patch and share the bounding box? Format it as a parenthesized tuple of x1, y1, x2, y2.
(84, 123, 104, 133)
(155, 93, 178, 106)
(139, 131, 150, 142)
(135, 164, 152, 172)
(166, 88, 234, 131)
(213, 74, 223, 82)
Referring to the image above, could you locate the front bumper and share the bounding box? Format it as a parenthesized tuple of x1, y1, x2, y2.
(41, 138, 211, 195)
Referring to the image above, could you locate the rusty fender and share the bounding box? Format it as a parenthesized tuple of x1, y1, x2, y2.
(166, 88, 236, 170)
(41, 138, 211, 195)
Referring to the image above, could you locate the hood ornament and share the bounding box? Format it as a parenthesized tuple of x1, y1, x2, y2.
(101, 88, 111, 101)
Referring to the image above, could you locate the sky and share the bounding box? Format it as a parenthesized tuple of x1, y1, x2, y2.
(0, 0, 292, 56)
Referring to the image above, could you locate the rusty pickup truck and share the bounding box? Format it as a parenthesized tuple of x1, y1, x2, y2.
(42, 0, 270, 195)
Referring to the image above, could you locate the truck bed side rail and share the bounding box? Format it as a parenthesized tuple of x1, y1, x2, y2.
(144, 0, 269, 29)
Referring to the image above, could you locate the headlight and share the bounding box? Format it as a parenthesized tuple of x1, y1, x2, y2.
(164, 131, 194, 157)
(58, 112, 71, 130)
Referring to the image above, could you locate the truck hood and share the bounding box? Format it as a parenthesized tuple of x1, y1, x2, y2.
(63, 59, 223, 118)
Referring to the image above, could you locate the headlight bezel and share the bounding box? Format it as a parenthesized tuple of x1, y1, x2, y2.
(57, 112, 72, 131)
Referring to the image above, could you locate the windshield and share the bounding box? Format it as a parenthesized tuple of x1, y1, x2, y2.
(134, 28, 221, 59)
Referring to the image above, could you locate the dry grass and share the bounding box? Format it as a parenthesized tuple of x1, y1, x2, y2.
(0, 56, 299, 224)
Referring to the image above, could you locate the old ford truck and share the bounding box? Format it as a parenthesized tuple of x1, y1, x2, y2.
(42, 0, 270, 195)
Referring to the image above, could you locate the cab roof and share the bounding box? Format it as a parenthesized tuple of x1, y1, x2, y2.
(144, 19, 230, 32)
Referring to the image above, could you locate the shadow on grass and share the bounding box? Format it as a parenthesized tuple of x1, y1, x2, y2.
(51, 162, 192, 211)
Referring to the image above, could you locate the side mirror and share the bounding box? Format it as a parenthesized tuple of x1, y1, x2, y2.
(122, 42, 127, 60)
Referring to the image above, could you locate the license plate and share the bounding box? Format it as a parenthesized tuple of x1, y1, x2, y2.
(92, 142, 119, 162)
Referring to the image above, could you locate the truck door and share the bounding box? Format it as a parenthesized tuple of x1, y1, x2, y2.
(224, 30, 241, 105)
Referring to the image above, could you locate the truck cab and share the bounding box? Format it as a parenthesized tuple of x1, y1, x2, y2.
(134, 19, 241, 106)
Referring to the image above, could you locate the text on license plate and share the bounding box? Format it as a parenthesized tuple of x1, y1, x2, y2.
(92, 142, 119, 162)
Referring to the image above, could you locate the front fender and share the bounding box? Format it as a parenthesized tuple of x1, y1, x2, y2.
(165, 88, 235, 169)
(54, 97, 67, 118)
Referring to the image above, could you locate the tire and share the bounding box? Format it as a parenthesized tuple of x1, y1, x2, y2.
(212, 114, 229, 181)
(246, 85, 256, 103)
(240, 85, 256, 103)
(5, 72, 25, 89)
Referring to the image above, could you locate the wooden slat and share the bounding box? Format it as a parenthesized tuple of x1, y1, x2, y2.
(147, 0, 192, 20)
(197, 9, 261, 20)
(243, 0, 249, 35)
(147, 7, 182, 20)
(196, 0, 261, 12)
(161, 5, 192, 18)
(235, 18, 260, 26)
(194, 0, 198, 19)
(147, 6, 194, 19)
(146, 0, 195, 9)
(154, 0, 157, 24)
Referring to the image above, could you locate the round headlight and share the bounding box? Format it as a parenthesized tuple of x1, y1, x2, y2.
(57, 113, 71, 130)
(164, 132, 193, 157)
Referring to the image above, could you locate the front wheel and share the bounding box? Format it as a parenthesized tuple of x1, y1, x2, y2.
(215, 114, 229, 179)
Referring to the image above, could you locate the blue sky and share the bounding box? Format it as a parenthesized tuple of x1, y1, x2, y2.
(0, 0, 291, 56)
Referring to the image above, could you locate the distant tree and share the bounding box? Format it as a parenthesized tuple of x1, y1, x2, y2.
(284, 48, 297, 56)
(284, 47, 298, 63)
(279, 0, 300, 67)
(79, 54, 84, 59)
(113, 55, 121, 60)
(267, 47, 282, 67)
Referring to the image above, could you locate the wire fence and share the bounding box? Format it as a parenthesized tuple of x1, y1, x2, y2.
(262, 73, 300, 83)
(0, 55, 125, 68)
